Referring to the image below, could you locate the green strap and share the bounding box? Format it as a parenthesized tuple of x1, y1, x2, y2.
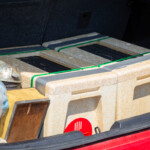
(98, 51, 150, 67)
(57, 36, 111, 52)
(30, 65, 97, 87)
(30, 51, 150, 87)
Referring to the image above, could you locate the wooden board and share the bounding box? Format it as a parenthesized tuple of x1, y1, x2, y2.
(0, 88, 49, 143)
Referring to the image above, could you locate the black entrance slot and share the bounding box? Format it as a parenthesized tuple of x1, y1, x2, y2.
(80, 44, 131, 61)
(18, 56, 69, 72)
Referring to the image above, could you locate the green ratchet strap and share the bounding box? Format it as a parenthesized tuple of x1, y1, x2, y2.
(98, 51, 150, 67)
(30, 65, 98, 87)
(30, 51, 150, 87)
(57, 36, 110, 52)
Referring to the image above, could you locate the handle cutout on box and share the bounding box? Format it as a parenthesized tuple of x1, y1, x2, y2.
(137, 74, 150, 81)
(133, 82, 150, 100)
(72, 87, 100, 95)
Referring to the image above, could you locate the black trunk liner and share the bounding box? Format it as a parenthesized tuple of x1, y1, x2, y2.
(80, 44, 131, 61)
(18, 56, 69, 72)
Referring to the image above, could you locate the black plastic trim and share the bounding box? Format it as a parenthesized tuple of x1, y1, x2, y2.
(47, 34, 105, 50)
(1, 113, 150, 150)
(0, 46, 46, 55)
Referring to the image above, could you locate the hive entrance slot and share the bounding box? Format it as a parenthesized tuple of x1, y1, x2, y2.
(72, 87, 100, 95)
(18, 56, 69, 72)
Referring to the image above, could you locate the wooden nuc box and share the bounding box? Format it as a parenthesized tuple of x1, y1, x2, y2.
(0, 88, 49, 143)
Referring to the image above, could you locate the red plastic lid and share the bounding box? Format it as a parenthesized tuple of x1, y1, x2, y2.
(64, 118, 92, 136)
